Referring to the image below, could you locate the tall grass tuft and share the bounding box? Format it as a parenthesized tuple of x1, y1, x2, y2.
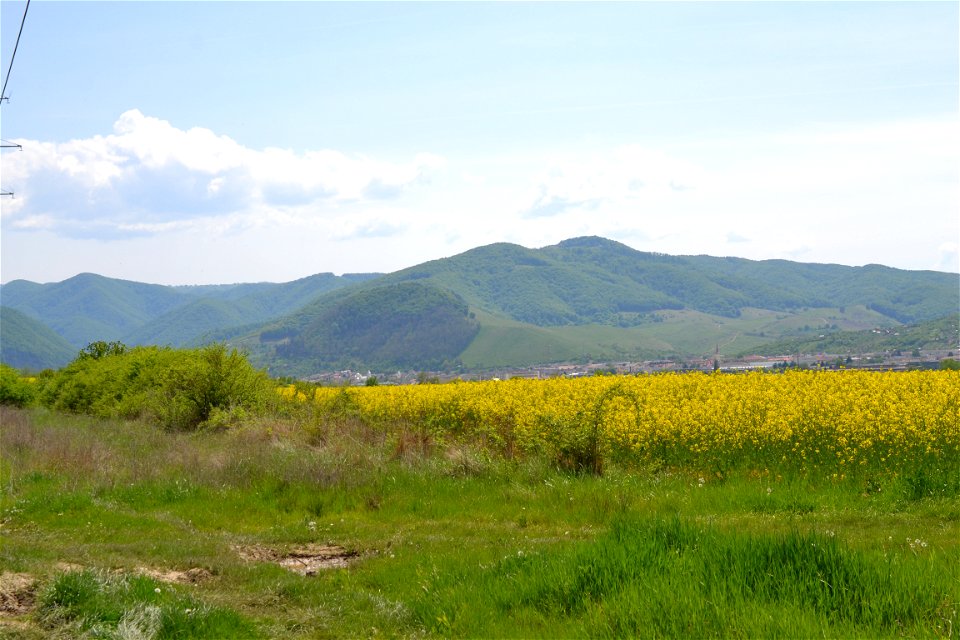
(413, 515, 958, 638)
(37, 569, 260, 639)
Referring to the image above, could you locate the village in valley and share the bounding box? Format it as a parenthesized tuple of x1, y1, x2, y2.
(308, 346, 960, 386)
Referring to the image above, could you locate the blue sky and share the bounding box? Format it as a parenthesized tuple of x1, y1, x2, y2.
(1, 1, 957, 285)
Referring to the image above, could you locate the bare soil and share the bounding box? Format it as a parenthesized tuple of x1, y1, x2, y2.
(233, 543, 359, 576)
(0, 572, 37, 616)
(135, 566, 213, 584)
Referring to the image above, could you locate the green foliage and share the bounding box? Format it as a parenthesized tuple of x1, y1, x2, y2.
(942, 358, 960, 371)
(155, 343, 270, 430)
(38, 343, 271, 430)
(0, 363, 38, 407)
(76, 340, 128, 360)
(416, 371, 440, 385)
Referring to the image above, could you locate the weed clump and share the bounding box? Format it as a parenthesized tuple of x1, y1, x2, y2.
(37, 569, 260, 638)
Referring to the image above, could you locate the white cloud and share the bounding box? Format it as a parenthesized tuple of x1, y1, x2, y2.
(496, 117, 958, 271)
(520, 145, 709, 219)
(2, 113, 956, 284)
(0, 110, 445, 238)
(9, 214, 56, 230)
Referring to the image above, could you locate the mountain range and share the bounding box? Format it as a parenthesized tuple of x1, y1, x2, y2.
(2, 237, 958, 373)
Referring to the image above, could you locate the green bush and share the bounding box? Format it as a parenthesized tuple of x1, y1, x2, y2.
(38, 342, 271, 430)
(941, 358, 960, 371)
(153, 343, 271, 430)
(0, 362, 38, 407)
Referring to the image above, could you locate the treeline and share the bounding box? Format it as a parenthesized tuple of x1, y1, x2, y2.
(0, 341, 272, 430)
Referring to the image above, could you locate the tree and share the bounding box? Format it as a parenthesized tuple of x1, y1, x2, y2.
(77, 341, 127, 361)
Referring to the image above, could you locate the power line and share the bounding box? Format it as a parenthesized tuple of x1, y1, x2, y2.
(1, 0, 30, 197)
(1, 0, 31, 105)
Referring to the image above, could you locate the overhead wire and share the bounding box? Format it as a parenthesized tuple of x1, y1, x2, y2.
(1, 0, 31, 104)
(1, 0, 30, 197)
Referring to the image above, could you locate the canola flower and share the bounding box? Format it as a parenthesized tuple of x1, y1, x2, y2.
(286, 371, 959, 476)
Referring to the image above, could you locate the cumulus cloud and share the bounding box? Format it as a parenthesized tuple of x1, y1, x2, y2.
(0, 110, 444, 238)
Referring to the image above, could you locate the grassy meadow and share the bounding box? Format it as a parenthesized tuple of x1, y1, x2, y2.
(1, 364, 958, 638)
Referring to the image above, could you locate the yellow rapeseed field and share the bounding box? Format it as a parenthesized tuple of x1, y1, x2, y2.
(282, 371, 960, 476)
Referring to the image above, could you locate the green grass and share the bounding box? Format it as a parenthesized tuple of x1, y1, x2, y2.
(460, 305, 900, 368)
(36, 570, 259, 638)
(2, 407, 957, 638)
(411, 516, 956, 638)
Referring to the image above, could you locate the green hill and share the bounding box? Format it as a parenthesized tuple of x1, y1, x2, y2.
(0, 272, 380, 350)
(4, 237, 958, 374)
(265, 282, 479, 373)
(235, 238, 957, 374)
(374, 237, 957, 326)
(1, 273, 196, 347)
(0, 306, 76, 370)
(124, 273, 377, 346)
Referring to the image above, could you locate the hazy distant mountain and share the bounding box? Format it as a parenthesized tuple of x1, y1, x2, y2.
(3, 237, 958, 374)
(1, 273, 196, 347)
(0, 306, 76, 370)
(1, 272, 379, 350)
(124, 272, 378, 347)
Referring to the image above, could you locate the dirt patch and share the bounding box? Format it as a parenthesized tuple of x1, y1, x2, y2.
(233, 543, 359, 576)
(0, 572, 38, 616)
(136, 567, 213, 585)
(54, 562, 212, 586)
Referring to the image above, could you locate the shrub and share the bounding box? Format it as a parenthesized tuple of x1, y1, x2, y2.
(0, 362, 37, 407)
(38, 342, 271, 430)
(153, 343, 271, 430)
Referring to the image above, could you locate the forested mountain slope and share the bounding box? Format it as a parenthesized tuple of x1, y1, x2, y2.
(1, 272, 379, 348)
(0, 306, 76, 370)
(3, 237, 957, 373)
